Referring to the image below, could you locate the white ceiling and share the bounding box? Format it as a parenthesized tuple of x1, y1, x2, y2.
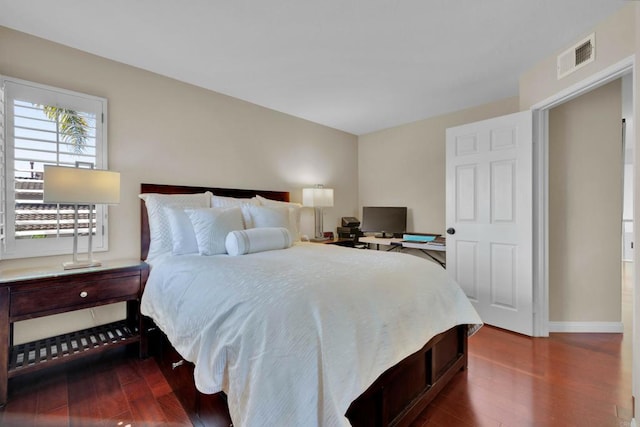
(0, 0, 628, 135)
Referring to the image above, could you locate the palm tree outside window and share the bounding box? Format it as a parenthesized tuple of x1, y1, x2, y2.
(14, 103, 97, 240)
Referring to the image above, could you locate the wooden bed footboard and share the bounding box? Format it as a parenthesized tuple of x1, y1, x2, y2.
(346, 324, 468, 427)
(150, 323, 468, 427)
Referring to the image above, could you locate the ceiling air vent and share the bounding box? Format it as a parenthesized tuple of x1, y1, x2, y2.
(557, 33, 595, 79)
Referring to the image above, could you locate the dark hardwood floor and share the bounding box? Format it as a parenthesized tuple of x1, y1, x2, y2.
(1, 347, 191, 427)
(1, 264, 634, 426)
(410, 262, 634, 427)
(410, 327, 632, 427)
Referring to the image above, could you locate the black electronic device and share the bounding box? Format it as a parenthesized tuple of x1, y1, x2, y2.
(337, 226, 361, 238)
(361, 206, 407, 238)
(341, 217, 360, 227)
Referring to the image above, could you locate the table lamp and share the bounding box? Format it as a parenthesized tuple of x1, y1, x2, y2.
(302, 185, 334, 241)
(43, 164, 120, 269)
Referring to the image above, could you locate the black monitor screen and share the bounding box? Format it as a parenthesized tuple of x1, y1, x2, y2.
(361, 206, 407, 237)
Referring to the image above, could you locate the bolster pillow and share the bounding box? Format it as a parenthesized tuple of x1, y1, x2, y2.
(225, 227, 293, 256)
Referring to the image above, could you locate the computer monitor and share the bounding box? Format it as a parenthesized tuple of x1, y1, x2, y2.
(361, 206, 407, 238)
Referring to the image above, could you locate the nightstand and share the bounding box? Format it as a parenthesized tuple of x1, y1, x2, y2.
(0, 259, 149, 406)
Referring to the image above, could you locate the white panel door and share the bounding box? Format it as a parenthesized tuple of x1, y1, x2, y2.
(446, 111, 533, 335)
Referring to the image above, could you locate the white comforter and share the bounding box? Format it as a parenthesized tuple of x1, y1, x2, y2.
(141, 243, 482, 427)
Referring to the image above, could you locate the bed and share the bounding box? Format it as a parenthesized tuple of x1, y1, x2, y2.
(139, 183, 481, 427)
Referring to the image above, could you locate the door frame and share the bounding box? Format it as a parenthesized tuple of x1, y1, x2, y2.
(530, 54, 635, 337)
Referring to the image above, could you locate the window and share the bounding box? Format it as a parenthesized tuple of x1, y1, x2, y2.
(0, 77, 108, 259)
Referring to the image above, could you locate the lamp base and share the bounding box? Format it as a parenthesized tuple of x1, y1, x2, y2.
(63, 260, 102, 270)
(310, 237, 330, 242)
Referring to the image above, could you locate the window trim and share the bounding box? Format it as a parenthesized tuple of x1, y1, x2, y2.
(1, 76, 109, 260)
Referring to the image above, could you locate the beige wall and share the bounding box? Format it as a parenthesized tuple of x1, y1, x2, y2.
(520, 4, 635, 109)
(358, 97, 518, 234)
(0, 26, 359, 342)
(548, 79, 622, 322)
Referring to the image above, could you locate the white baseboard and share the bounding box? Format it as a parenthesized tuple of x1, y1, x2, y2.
(548, 321, 624, 333)
(631, 418, 636, 427)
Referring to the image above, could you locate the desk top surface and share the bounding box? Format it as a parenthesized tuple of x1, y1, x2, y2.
(359, 236, 446, 251)
(359, 236, 402, 245)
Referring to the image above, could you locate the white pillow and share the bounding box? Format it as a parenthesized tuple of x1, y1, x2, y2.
(186, 207, 244, 255)
(212, 194, 259, 208)
(139, 192, 211, 261)
(255, 195, 301, 241)
(225, 227, 292, 256)
(212, 194, 259, 228)
(242, 206, 293, 231)
(164, 207, 199, 255)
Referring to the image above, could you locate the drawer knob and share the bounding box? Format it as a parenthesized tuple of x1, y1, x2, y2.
(172, 359, 185, 370)
(80, 291, 88, 298)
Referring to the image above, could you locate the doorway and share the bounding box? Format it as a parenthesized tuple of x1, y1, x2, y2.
(531, 56, 635, 337)
(547, 77, 626, 332)
(531, 55, 636, 422)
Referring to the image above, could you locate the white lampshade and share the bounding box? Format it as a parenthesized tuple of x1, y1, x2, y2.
(43, 165, 120, 204)
(303, 187, 334, 208)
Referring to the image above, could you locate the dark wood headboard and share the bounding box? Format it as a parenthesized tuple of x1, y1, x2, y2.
(140, 183, 290, 260)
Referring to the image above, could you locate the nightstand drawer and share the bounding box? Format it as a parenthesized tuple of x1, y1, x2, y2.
(10, 274, 141, 319)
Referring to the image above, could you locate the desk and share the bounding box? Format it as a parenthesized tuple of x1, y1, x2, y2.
(359, 236, 446, 268)
(359, 236, 402, 249)
(312, 238, 365, 248)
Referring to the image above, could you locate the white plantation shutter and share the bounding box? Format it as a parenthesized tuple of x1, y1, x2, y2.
(1, 77, 108, 259)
